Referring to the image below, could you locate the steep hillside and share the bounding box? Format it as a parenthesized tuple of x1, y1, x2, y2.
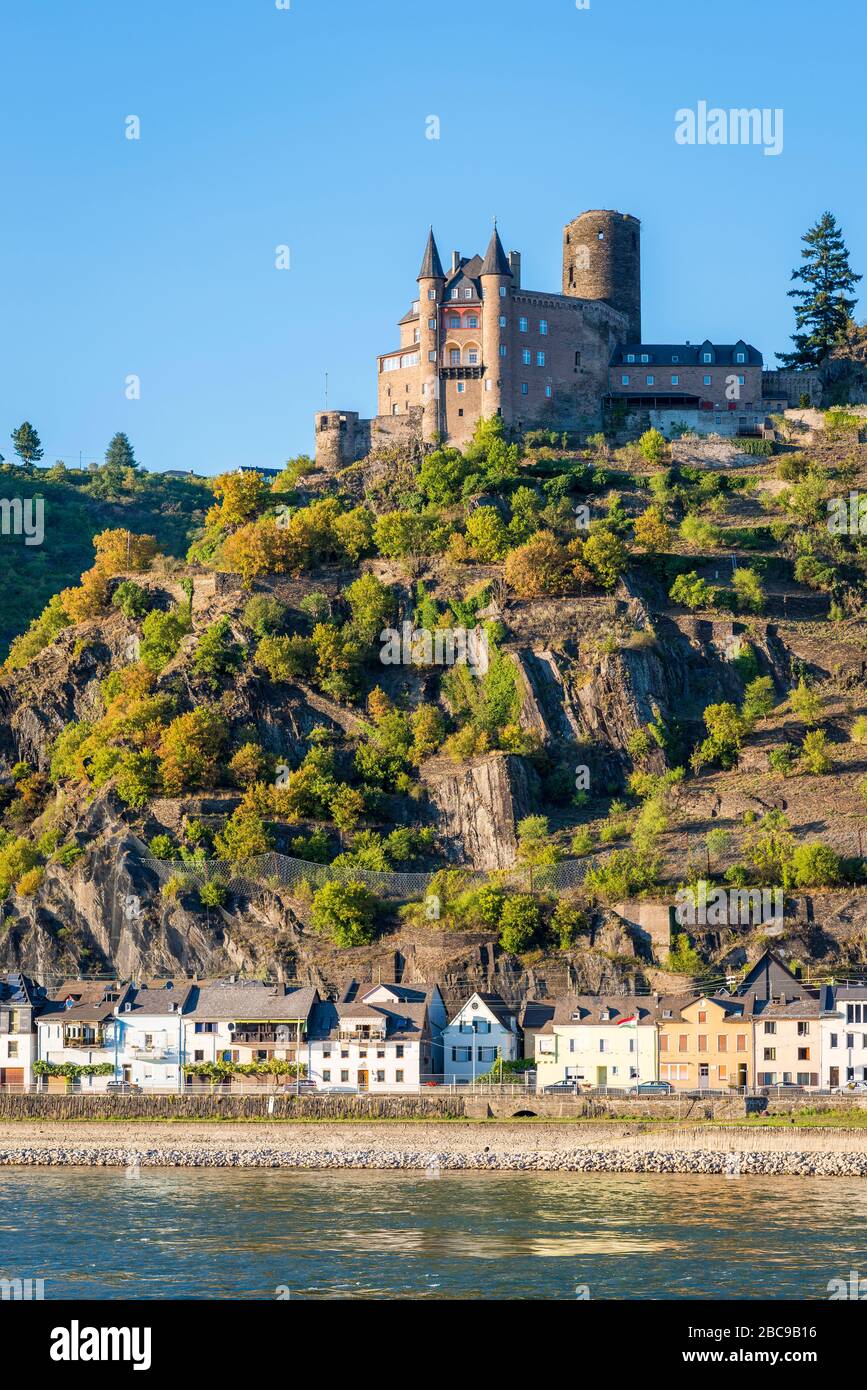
(0, 415, 865, 998)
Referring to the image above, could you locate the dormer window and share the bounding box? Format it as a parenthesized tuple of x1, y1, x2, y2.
(671, 354, 679, 363)
(703, 351, 712, 363)
(626, 353, 635, 363)
(450, 289, 459, 300)
(463, 288, 472, 300)
(736, 351, 745, 363)
(640, 353, 649, 363)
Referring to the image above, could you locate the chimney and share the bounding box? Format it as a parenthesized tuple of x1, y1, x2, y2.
(508, 250, 521, 288)
(451, 250, 460, 273)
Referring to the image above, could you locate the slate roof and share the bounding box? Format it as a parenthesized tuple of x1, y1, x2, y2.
(308, 998, 430, 1043)
(0, 972, 42, 1007)
(39, 980, 132, 1023)
(657, 993, 757, 1023)
(736, 951, 813, 1003)
(479, 225, 512, 278)
(610, 340, 763, 367)
(447, 992, 518, 1032)
(519, 1000, 556, 1033)
(185, 982, 319, 1022)
(417, 227, 445, 282)
(118, 982, 195, 1017)
(538, 995, 659, 1033)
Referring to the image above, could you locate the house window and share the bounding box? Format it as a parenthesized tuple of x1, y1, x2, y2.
(717, 1035, 727, 1052)
(797, 1022, 810, 1036)
(396, 1045, 404, 1058)
(621, 375, 629, 385)
(414, 329, 420, 342)
(340, 1070, 349, 1083)
(697, 1035, 707, 1053)
(195, 1022, 217, 1033)
(764, 1022, 777, 1035)
(341, 1048, 349, 1058)
(797, 1048, 810, 1061)
(698, 1011, 707, 1024)
(322, 1070, 331, 1082)
(376, 1070, 386, 1082)
(646, 375, 654, 385)
(478, 1048, 496, 1063)
(764, 1048, 777, 1061)
(194, 1050, 204, 1062)
(830, 1033, 838, 1048)
(659, 1035, 669, 1053)
(519, 316, 528, 332)
(485, 380, 492, 391)
(536, 351, 545, 366)
(540, 319, 548, 335)
(521, 382, 529, 395)
(678, 1035, 687, 1053)
(395, 1070, 404, 1083)
(737, 1035, 747, 1051)
(671, 375, 679, 385)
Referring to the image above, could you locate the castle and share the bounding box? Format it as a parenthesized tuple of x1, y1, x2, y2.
(315, 210, 767, 466)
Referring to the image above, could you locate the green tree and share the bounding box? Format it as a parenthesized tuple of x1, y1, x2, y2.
(742, 676, 775, 722)
(498, 895, 540, 954)
(779, 212, 862, 367)
(638, 427, 667, 464)
(311, 880, 380, 948)
(193, 617, 244, 688)
(789, 678, 822, 727)
(10, 421, 43, 470)
(112, 580, 150, 620)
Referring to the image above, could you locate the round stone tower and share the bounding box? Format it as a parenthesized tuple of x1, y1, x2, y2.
(480, 223, 513, 420)
(417, 228, 445, 443)
(562, 210, 641, 342)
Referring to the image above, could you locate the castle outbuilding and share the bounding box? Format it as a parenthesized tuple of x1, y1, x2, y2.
(316, 211, 640, 466)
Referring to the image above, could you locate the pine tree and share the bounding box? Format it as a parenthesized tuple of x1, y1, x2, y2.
(104, 432, 137, 473)
(10, 421, 44, 470)
(779, 212, 862, 368)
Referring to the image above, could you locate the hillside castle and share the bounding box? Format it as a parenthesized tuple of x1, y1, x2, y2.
(315, 209, 775, 467)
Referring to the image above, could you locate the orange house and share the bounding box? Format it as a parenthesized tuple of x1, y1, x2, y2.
(657, 995, 755, 1091)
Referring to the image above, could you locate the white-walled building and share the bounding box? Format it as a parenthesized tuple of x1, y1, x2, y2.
(307, 982, 446, 1091)
(442, 992, 519, 1083)
(182, 981, 319, 1083)
(114, 982, 193, 1091)
(36, 980, 131, 1090)
(820, 985, 867, 1088)
(534, 996, 658, 1091)
(0, 973, 44, 1089)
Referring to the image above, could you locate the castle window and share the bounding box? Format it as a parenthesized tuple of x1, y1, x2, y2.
(671, 375, 679, 386)
(626, 354, 635, 363)
(574, 350, 581, 367)
(499, 315, 507, 328)
(392, 405, 400, 415)
(499, 286, 507, 297)
(646, 375, 654, 385)
(449, 316, 460, 328)
(428, 350, 436, 362)
(640, 353, 649, 363)
(703, 351, 713, 362)
(499, 344, 507, 357)
(427, 289, 436, 300)
(545, 385, 553, 398)
(522, 349, 531, 365)
(671, 354, 679, 363)
(736, 351, 746, 362)
(485, 380, 492, 391)
(468, 350, 479, 365)
(521, 382, 529, 395)
(414, 330, 420, 343)
(704, 375, 712, 386)
(457, 382, 465, 394)
(450, 289, 459, 300)
(464, 289, 472, 300)
(597, 231, 605, 240)
(428, 318, 436, 330)
(536, 351, 546, 366)
(467, 315, 478, 329)
(519, 317, 528, 333)
(450, 349, 460, 365)
(540, 319, 548, 335)
(621, 375, 630, 385)
(738, 374, 745, 385)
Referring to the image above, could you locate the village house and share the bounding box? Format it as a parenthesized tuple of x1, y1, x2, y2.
(113, 982, 194, 1092)
(442, 992, 520, 1083)
(307, 981, 446, 1091)
(657, 994, 755, 1091)
(0, 972, 44, 1090)
(534, 996, 658, 1091)
(819, 985, 867, 1089)
(36, 980, 132, 1091)
(182, 981, 319, 1084)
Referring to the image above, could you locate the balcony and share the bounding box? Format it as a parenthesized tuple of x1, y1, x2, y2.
(130, 1048, 179, 1063)
(62, 1030, 106, 1050)
(440, 365, 484, 380)
(232, 1027, 304, 1045)
(338, 1028, 387, 1043)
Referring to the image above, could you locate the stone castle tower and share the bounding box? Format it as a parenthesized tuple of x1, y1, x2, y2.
(562, 210, 642, 342)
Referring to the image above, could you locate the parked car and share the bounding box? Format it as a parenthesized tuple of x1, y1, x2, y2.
(106, 1081, 141, 1094)
(832, 1080, 867, 1093)
(543, 1081, 579, 1093)
(627, 1082, 674, 1095)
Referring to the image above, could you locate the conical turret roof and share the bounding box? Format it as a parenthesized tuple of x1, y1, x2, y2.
(417, 227, 445, 281)
(480, 223, 512, 277)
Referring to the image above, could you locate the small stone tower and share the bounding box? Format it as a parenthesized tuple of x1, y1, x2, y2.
(417, 228, 445, 443)
(314, 411, 362, 471)
(562, 209, 641, 342)
(480, 223, 513, 420)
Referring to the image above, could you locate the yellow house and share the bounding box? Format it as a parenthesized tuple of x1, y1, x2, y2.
(658, 994, 754, 1091)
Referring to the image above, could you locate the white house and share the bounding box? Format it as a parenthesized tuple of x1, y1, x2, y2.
(36, 980, 132, 1090)
(819, 985, 867, 1088)
(114, 982, 193, 1091)
(0, 973, 44, 1089)
(182, 981, 319, 1084)
(534, 996, 658, 1091)
(307, 981, 446, 1091)
(442, 992, 519, 1083)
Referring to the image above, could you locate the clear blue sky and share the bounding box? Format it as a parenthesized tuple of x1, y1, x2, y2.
(1, 0, 864, 475)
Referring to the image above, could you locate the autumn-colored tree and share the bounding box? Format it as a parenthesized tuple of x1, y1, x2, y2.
(209, 471, 268, 528)
(221, 518, 298, 586)
(504, 532, 572, 596)
(61, 566, 112, 621)
(92, 528, 158, 576)
(229, 741, 270, 787)
(158, 706, 228, 794)
(632, 507, 671, 553)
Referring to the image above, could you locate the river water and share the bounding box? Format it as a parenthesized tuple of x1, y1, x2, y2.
(1, 1168, 864, 1299)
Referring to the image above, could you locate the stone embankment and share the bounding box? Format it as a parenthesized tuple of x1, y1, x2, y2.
(2, 1121, 867, 1176)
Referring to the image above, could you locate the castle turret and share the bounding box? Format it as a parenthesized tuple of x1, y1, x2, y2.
(480, 223, 512, 420)
(562, 210, 641, 341)
(417, 227, 445, 443)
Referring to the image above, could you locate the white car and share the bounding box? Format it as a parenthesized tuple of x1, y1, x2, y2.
(832, 1080, 867, 1093)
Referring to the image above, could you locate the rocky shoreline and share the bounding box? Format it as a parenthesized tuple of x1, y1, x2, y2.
(1, 1120, 867, 1175)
